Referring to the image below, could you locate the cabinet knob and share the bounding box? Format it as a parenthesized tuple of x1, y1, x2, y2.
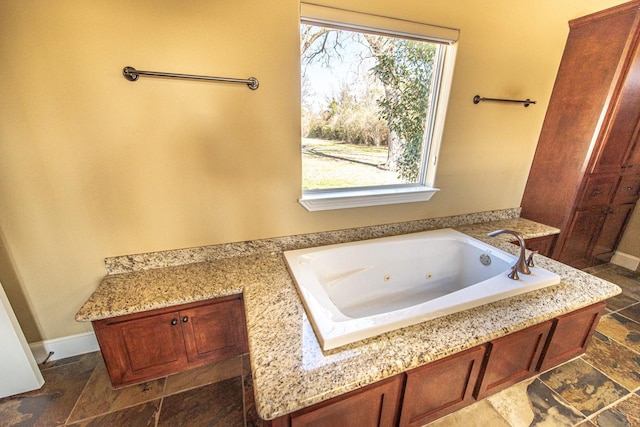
(182, 316, 189, 323)
(171, 319, 178, 326)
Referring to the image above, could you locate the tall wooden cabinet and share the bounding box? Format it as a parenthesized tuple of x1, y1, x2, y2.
(521, 1, 640, 269)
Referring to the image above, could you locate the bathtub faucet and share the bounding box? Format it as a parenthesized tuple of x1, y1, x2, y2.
(487, 229, 531, 280)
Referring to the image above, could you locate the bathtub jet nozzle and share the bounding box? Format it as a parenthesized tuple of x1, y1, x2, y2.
(487, 229, 531, 279)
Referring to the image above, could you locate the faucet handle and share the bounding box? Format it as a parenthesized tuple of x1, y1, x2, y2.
(526, 251, 538, 268)
(507, 265, 520, 280)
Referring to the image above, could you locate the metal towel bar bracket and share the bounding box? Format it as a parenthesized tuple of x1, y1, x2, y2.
(473, 94, 535, 107)
(122, 66, 259, 90)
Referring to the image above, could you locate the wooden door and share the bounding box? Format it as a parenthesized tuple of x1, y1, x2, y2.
(591, 203, 636, 262)
(613, 175, 640, 204)
(539, 302, 605, 371)
(288, 375, 403, 427)
(557, 207, 606, 269)
(625, 135, 640, 171)
(400, 345, 485, 427)
(181, 296, 248, 365)
(519, 235, 557, 257)
(474, 321, 552, 399)
(94, 310, 188, 387)
(591, 28, 640, 175)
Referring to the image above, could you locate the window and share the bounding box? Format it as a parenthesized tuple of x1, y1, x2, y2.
(299, 4, 459, 211)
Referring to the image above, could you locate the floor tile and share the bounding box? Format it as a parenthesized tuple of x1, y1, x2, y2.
(164, 355, 243, 397)
(243, 354, 260, 427)
(0, 354, 98, 426)
(487, 378, 585, 426)
(596, 313, 640, 354)
(157, 377, 244, 427)
(582, 332, 640, 391)
(539, 358, 628, 416)
(66, 400, 160, 427)
(67, 359, 165, 423)
(591, 394, 640, 426)
(39, 352, 102, 371)
(592, 268, 640, 301)
(605, 294, 639, 313)
(619, 303, 640, 323)
(425, 399, 510, 426)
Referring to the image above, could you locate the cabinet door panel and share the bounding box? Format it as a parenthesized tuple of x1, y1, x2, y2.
(400, 345, 485, 427)
(613, 175, 640, 204)
(592, 203, 635, 262)
(557, 208, 605, 269)
(94, 311, 188, 387)
(181, 297, 248, 365)
(579, 175, 618, 207)
(510, 235, 557, 257)
(540, 302, 605, 371)
(592, 35, 640, 174)
(474, 321, 552, 399)
(289, 375, 403, 427)
(121, 312, 187, 371)
(626, 136, 640, 170)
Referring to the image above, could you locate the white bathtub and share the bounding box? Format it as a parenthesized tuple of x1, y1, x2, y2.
(283, 228, 560, 350)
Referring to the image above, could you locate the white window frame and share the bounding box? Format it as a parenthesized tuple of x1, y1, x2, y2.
(298, 3, 459, 211)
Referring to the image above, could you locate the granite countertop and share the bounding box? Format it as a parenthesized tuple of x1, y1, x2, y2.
(76, 213, 619, 421)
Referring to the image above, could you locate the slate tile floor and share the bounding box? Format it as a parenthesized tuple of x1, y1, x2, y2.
(0, 353, 258, 426)
(0, 263, 638, 426)
(429, 263, 640, 427)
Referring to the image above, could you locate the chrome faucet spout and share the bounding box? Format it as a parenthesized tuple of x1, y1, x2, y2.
(487, 229, 531, 278)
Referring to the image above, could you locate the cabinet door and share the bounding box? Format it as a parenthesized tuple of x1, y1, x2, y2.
(288, 375, 403, 427)
(578, 175, 619, 207)
(613, 174, 640, 205)
(400, 345, 485, 427)
(474, 321, 552, 400)
(181, 296, 248, 365)
(591, 203, 636, 263)
(625, 136, 640, 171)
(510, 235, 557, 257)
(539, 302, 605, 371)
(524, 235, 557, 257)
(93, 310, 188, 387)
(592, 33, 640, 175)
(557, 208, 606, 269)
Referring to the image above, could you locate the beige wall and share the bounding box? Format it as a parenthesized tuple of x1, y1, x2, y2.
(0, 0, 631, 342)
(618, 200, 640, 270)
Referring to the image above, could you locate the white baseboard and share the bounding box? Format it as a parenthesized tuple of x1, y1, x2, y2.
(29, 332, 99, 364)
(611, 251, 640, 272)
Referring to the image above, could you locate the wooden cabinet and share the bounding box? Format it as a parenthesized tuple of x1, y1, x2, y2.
(93, 294, 248, 387)
(265, 375, 403, 427)
(399, 345, 485, 427)
(474, 321, 552, 399)
(539, 302, 605, 371)
(263, 303, 604, 426)
(592, 203, 636, 263)
(560, 207, 610, 269)
(521, 2, 640, 269)
(510, 235, 557, 257)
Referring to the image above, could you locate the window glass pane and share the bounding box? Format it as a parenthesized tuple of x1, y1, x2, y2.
(301, 23, 442, 191)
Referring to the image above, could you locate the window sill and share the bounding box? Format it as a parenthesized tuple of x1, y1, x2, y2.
(299, 186, 440, 211)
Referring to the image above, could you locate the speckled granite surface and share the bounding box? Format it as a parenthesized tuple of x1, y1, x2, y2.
(104, 208, 522, 274)
(76, 212, 620, 421)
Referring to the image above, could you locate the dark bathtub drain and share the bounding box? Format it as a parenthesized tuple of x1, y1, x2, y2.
(480, 254, 492, 265)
